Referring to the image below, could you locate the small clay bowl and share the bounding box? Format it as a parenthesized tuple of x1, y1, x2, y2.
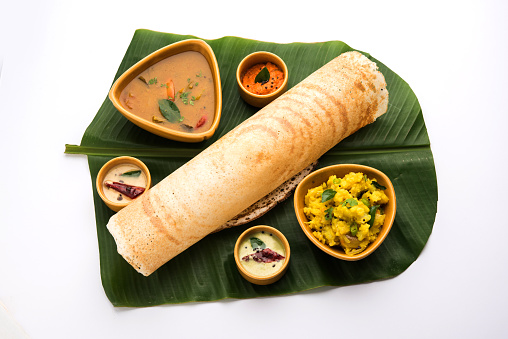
(96, 156, 151, 212)
(109, 39, 222, 143)
(294, 164, 396, 261)
(234, 225, 291, 285)
(236, 51, 288, 108)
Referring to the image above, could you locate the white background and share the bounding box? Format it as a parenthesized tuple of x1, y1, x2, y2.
(1, 0, 507, 338)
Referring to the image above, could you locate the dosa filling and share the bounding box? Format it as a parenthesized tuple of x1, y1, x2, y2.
(303, 172, 389, 255)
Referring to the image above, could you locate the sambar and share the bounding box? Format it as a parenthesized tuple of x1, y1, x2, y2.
(119, 51, 215, 133)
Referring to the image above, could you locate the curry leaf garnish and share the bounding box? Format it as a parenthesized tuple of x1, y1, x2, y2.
(372, 181, 387, 190)
(121, 170, 141, 177)
(325, 207, 334, 220)
(341, 198, 358, 208)
(250, 237, 266, 250)
(255, 67, 270, 84)
(321, 189, 337, 203)
(158, 99, 182, 123)
(368, 205, 380, 227)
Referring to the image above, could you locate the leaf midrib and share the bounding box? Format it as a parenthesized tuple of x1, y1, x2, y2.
(64, 143, 430, 158)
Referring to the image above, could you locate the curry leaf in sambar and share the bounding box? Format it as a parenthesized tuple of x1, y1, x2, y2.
(158, 99, 181, 123)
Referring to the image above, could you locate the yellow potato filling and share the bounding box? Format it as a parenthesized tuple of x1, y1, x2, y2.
(303, 172, 389, 255)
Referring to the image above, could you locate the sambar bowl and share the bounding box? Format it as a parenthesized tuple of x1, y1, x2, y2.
(109, 39, 222, 143)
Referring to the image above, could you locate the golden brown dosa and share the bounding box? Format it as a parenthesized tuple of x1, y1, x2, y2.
(106, 51, 389, 276)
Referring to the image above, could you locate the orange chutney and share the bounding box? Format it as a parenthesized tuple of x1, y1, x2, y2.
(241, 62, 284, 95)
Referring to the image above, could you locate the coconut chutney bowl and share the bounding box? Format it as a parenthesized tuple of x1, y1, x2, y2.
(234, 225, 291, 285)
(236, 51, 288, 108)
(109, 39, 222, 143)
(96, 156, 152, 212)
(294, 164, 396, 261)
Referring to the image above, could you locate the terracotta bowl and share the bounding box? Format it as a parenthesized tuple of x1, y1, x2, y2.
(96, 156, 151, 212)
(109, 39, 222, 143)
(236, 51, 288, 108)
(294, 164, 396, 261)
(234, 225, 291, 285)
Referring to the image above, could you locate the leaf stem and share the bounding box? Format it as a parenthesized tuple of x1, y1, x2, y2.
(64, 144, 202, 158)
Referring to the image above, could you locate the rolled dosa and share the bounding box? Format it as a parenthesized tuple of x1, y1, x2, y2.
(107, 51, 389, 276)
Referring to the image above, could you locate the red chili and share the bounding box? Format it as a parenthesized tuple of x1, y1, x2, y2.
(195, 115, 207, 128)
(105, 181, 145, 199)
(242, 248, 285, 263)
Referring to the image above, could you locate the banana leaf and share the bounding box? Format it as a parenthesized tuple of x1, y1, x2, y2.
(65, 29, 437, 306)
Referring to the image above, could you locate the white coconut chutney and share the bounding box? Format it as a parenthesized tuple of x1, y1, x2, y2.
(238, 231, 286, 277)
(102, 164, 147, 203)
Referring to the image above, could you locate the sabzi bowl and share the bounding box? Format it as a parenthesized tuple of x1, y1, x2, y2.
(234, 225, 291, 285)
(109, 39, 222, 143)
(294, 164, 396, 261)
(236, 51, 288, 108)
(96, 156, 151, 212)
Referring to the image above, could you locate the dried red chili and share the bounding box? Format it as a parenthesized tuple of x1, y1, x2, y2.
(105, 181, 145, 199)
(195, 115, 207, 128)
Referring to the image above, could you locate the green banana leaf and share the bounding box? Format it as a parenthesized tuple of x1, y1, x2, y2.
(65, 29, 437, 307)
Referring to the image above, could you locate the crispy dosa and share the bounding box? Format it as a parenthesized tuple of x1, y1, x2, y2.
(107, 51, 389, 276)
(216, 161, 318, 231)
